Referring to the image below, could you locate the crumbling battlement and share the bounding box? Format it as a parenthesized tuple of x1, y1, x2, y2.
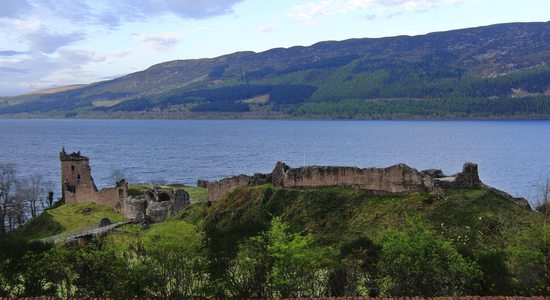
(207, 161, 483, 202)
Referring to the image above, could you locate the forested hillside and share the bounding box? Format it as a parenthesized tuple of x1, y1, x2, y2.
(1, 21, 549, 118)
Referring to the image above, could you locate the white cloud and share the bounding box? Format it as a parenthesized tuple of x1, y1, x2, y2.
(257, 22, 280, 33)
(0, 0, 246, 95)
(0, 48, 132, 95)
(0, 0, 246, 25)
(26, 30, 86, 54)
(288, 0, 466, 23)
(135, 32, 182, 52)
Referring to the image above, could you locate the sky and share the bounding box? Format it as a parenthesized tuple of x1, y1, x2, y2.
(0, 0, 548, 96)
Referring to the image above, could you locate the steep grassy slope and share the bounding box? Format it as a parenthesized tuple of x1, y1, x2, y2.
(16, 202, 126, 240)
(203, 185, 541, 260)
(1, 22, 549, 118)
(104, 203, 208, 253)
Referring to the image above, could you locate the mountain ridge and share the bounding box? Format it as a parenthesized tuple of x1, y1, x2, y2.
(1, 21, 549, 119)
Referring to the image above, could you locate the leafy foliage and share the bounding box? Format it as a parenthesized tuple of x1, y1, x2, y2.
(376, 222, 481, 296)
(2, 185, 550, 298)
(292, 96, 550, 118)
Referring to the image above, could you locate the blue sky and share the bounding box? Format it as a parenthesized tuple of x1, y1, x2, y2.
(0, 0, 548, 96)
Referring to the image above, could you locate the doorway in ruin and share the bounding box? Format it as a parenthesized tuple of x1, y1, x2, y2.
(158, 192, 170, 202)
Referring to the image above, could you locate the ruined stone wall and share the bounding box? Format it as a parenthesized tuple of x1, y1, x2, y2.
(61, 151, 99, 204)
(272, 162, 434, 194)
(143, 188, 191, 222)
(207, 162, 483, 202)
(97, 180, 128, 213)
(60, 149, 127, 214)
(207, 173, 271, 202)
(124, 188, 191, 221)
(59, 149, 190, 222)
(123, 198, 147, 220)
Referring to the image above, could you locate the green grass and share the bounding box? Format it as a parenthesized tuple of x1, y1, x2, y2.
(16, 211, 64, 240)
(48, 202, 126, 232)
(16, 202, 126, 240)
(19, 183, 542, 267)
(128, 184, 154, 197)
(204, 185, 543, 261)
(105, 218, 198, 253)
(18, 184, 206, 241)
(129, 184, 207, 202)
(182, 186, 207, 202)
(104, 203, 209, 253)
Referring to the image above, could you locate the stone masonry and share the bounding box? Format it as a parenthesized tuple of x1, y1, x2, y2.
(125, 187, 190, 222)
(60, 148, 189, 221)
(207, 161, 485, 202)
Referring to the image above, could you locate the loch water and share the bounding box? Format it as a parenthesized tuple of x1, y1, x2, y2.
(0, 119, 549, 205)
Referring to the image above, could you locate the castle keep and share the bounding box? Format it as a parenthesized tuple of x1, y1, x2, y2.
(60, 149, 128, 210)
(60, 148, 189, 221)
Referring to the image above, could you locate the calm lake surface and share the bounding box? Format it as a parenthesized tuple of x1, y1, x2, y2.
(0, 119, 549, 205)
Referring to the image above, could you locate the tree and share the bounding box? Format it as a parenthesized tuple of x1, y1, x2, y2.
(262, 217, 333, 298)
(506, 225, 550, 295)
(134, 234, 210, 298)
(536, 177, 550, 223)
(330, 236, 381, 296)
(47, 190, 54, 208)
(225, 217, 334, 298)
(0, 235, 52, 297)
(17, 175, 51, 218)
(376, 225, 481, 296)
(226, 237, 270, 298)
(0, 164, 16, 234)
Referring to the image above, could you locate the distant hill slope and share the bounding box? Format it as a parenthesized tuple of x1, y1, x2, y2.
(27, 84, 89, 96)
(1, 21, 550, 119)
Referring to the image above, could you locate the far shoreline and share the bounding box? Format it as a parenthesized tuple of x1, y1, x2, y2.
(1, 111, 550, 122)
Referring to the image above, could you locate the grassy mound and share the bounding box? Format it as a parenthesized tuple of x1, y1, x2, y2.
(105, 203, 209, 252)
(17, 202, 126, 240)
(204, 185, 542, 260)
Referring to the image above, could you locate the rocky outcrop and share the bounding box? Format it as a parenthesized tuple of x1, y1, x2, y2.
(208, 162, 488, 203)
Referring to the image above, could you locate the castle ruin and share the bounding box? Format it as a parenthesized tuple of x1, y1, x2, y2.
(206, 161, 527, 208)
(60, 148, 189, 221)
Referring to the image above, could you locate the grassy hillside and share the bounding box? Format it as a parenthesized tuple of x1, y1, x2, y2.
(16, 202, 126, 240)
(199, 185, 547, 297)
(204, 185, 541, 261)
(104, 202, 208, 252)
(1, 21, 549, 119)
(4, 184, 549, 298)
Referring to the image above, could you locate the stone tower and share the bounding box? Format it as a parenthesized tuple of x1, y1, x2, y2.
(59, 148, 188, 221)
(60, 147, 99, 203)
